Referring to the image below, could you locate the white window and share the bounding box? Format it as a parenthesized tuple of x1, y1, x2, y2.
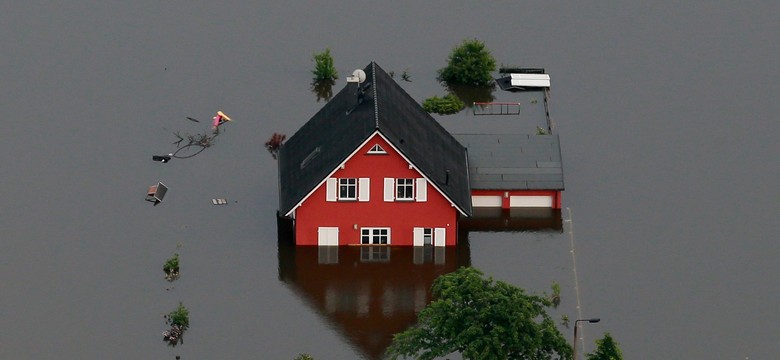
(384, 178, 427, 202)
(367, 144, 387, 154)
(361, 227, 390, 245)
(327, 177, 370, 202)
(396, 178, 414, 200)
(339, 178, 356, 200)
(423, 228, 433, 245)
(413, 227, 446, 247)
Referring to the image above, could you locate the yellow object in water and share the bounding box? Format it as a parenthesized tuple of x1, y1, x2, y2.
(217, 111, 232, 121)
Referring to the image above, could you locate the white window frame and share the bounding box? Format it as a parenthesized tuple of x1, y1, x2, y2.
(361, 227, 390, 245)
(384, 178, 426, 202)
(413, 227, 445, 247)
(338, 178, 357, 200)
(396, 178, 415, 201)
(327, 177, 369, 202)
(367, 144, 387, 154)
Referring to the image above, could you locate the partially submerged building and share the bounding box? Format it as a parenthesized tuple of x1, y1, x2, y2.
(278, 62, 563, 246)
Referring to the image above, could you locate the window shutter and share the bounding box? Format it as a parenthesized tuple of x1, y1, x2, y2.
(384, 178, 394, 202)
(415, 178, 427, 202)
(434, 228, 446, 247)
(413, 228, 424, 247)
(326, 178, 337, 201)
(358, 178, 370, 202)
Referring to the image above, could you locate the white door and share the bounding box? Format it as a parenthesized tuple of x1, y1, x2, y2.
(318, 227, 339, 246)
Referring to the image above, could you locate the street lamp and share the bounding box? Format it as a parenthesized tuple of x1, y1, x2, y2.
(573, 318, 600, 360)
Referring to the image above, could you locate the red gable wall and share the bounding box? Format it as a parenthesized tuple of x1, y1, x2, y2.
(294, 133, 459, 246)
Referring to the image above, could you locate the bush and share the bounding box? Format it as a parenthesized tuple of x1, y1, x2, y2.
(311, 48, 338, 81)
(422, 94, 465, 115)
(167, 302, 190, 329)
(437, 39, 497, 86)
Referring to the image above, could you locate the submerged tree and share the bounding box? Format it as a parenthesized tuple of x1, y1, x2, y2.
(311, 48, 338, 81)
(386, 267, 572, 360)
(422, 93, 465, 115)
(163, 302, 190, 347)
(585, 333, 623, 360)
(163, 253, 180, 282)
(437, 39, 497, 86)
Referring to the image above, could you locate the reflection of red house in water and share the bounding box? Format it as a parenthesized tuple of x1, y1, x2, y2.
(278, 62, 564, 246)
(277, 239, 470, 360)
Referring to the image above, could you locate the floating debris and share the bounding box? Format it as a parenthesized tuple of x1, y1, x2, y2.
(212, 198, 228, 205)
(145, 182, 168, 205)
(163, 324, 185, 346)
(152, 154, 172, 163)
(211, 110, 232, 130)
(163, 110, 233, 160)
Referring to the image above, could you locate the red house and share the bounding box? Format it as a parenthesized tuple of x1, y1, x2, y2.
(278, 63, 564, 246)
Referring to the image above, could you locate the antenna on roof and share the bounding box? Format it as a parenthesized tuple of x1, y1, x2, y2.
(345, 69, 368, 112)
(346, 69, 366, 84)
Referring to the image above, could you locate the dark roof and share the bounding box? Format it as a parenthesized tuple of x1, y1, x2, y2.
(453, 133, 564, 190)
(279, 62, 472, 216)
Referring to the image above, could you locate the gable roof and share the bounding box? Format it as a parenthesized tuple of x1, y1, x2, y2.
(279, 62, 472, 217)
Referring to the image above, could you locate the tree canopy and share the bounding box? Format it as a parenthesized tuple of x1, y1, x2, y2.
(437, 39, 497, 86)
(311, 48, 338, 81)
(386, 267, 572, 360)
(585, 333, 623, 360)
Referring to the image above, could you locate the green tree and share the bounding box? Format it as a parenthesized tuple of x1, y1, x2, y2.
(585, 333, 622, 360)
(167, 302, 190, 329)
(386, 267, 572, 360)
(437, 39, 497, 86)
(422, 93, 465, 115)
(311, 48, 338, 81)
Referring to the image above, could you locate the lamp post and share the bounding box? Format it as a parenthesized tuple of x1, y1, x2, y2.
(573, 318, 600, 360)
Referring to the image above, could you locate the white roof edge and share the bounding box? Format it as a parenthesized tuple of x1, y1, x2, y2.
(285, 130, 469, 217)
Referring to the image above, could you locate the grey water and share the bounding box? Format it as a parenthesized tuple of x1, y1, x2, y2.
(2, 2, 779, 359)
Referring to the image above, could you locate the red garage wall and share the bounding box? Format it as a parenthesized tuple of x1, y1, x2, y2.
(293, 133, 460, 246)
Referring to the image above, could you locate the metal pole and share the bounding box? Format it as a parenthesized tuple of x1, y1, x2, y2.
(573, 318, 600, 360)
(573, 323, 579, 360)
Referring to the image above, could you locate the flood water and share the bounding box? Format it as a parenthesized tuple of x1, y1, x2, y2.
(2, 2, 779, 359)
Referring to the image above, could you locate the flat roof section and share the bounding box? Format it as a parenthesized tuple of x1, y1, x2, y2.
(454, 133, 564, 190)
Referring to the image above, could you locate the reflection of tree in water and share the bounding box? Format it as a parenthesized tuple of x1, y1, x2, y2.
(445, 82, 496, 106)
(311, 79, 335, 102)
